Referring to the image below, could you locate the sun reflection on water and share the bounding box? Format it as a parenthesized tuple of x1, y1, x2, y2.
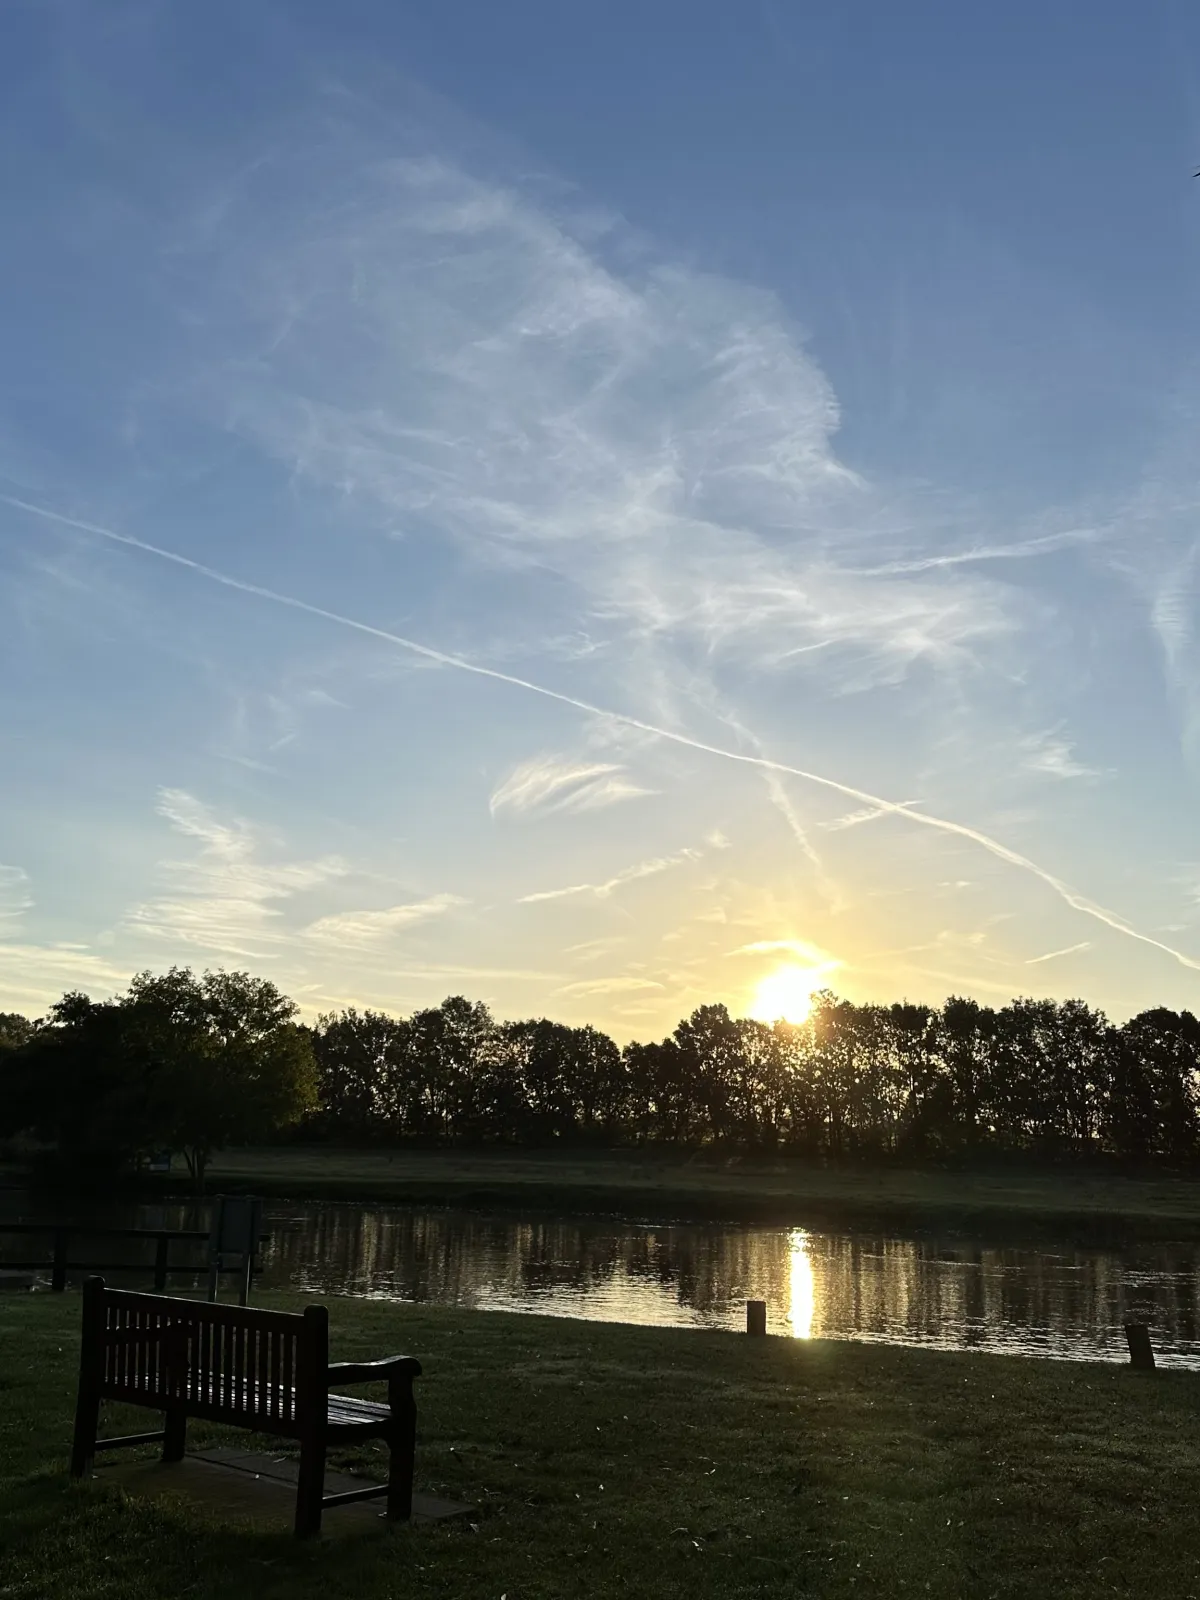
(787, 1227, 815, 1338)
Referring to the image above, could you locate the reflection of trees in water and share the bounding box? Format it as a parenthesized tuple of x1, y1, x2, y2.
(6, 1190, 1198, 1355)
(260, 1205, 1200, 1355)
(266, 1208, 781, 1318)
(801, 1235, 1200, 1353)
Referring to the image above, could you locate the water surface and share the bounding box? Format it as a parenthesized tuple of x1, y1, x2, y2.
(3, 1194, 1197, 1368)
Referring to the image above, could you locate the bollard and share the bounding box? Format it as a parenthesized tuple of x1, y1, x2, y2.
(746, 1299, 767, 1337)
(1124, 1323, 1155, 1371)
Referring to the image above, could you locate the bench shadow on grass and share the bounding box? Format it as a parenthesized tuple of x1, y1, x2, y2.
(3, 1451, 460, 1600)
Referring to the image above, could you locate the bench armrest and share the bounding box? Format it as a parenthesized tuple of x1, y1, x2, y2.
(326, 1356, 422, 1386)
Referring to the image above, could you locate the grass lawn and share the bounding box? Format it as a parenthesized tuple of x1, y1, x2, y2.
(3, 1290, 1200, 1599)
(197, 1145, 1200, 1241)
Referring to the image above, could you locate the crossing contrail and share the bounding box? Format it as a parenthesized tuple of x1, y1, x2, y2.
(7, 490, 1199, 976)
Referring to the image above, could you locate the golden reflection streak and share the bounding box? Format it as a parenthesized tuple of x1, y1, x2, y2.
(787, 1228, 815, 1339)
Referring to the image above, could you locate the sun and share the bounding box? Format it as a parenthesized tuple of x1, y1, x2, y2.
(750, 964, 823, 1024)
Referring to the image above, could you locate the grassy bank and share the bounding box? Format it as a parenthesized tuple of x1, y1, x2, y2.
(4, 1297, 1200, 1600)
(177, 1146, 1200, 1242)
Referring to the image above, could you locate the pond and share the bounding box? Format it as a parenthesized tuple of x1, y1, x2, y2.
(3, 1192, 1198, 1368)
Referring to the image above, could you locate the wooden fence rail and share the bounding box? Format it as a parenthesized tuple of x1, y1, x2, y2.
(0, 1222, 269, 1293)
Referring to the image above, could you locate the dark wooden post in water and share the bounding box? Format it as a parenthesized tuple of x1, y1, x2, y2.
(1124, 1323, 1155, 1370)
(746, 1299, 767, 1336)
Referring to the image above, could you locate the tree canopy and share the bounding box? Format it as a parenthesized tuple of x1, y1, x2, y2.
(1, 967, 316, 1182)
(0, 1012, 33, 1052)
(305, 990, 1200, 1166)
(3, 970, 1199, 1173)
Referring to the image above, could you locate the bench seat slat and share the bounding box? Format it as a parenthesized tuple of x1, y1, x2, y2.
(327, 1392, 391, 1427)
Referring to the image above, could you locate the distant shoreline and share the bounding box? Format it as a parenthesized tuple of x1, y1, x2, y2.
(13, 1145, 1197, 1246)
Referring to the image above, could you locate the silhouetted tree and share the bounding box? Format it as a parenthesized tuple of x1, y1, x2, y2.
(0, 1011, 35, 1143)
(7, 968, 1200, 1174)
(2, 970, 314, 1183)
(120, 967, 317, 1186)
(0, 1011, 32, 1052)
(1, 993, 141, 1169)
(1109, 1009, 1200, 1164)
(405, 997, 497, 1140)
(939, 997, 997, 1152)
(311, 1008, 407, 1140)
(624, 1037, 698, 1144)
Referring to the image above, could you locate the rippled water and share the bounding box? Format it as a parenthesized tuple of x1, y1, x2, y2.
(4, 1194, 1199, 1367)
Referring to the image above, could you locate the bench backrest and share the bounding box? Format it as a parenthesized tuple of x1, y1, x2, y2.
(81, 1278, 329, 1432)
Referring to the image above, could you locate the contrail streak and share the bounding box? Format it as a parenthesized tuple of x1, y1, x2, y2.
(1026, 941, 1093, 965)
(7, 491, 1200, 975)
(848, 528, 1096, 577)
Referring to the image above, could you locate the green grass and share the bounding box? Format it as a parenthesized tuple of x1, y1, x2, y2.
(3, 1290, 1200, 1599)
(192, 1145, 1200, 1241)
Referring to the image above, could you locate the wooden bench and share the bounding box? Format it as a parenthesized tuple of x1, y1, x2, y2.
(70, 1277, 421, 1537)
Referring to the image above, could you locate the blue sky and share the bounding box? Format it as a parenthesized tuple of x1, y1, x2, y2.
(2, 0, 1199, 1035)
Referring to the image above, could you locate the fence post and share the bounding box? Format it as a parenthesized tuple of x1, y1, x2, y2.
(746, 1299, 767, 1336)
(51, 1228, 68, 1293)
(1124, 1323, 1155, 1371)
(153, 1234, 170, 1293)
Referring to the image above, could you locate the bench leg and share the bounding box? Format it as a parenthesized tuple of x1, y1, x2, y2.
(386, 1382, 417, 1521)
(295, 1435, 326, 1539)
(70, 1390, 100, 1480)
(71, 1275, 104, 1479)
(162, 1405, 187, 1464)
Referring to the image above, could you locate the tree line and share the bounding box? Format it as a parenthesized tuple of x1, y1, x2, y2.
(307, 992, 1200, 1164)
(2, 969, 1199, 1174)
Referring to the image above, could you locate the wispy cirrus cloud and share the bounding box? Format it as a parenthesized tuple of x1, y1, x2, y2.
(564, 936, 626, 963)
(0, 943, 133, 1017)
(0, 865, 33, 926)
(730, 938, 835, 965)
(1020, 731, 1101, 782)
(123, 788, 350, 959)
(1102, 445, 1200, 774)
(518, 849, 702, 904)
(116, 788, 472, 988)
(490, 754, 654, 818)
(0, 867, 133, 1015)
(556, 975, 665, 998)
(305, 895, 465, 946)
(183, 147, 1030, 706)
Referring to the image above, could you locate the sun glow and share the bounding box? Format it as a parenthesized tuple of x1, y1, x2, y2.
(750, 964, 824, 1024)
